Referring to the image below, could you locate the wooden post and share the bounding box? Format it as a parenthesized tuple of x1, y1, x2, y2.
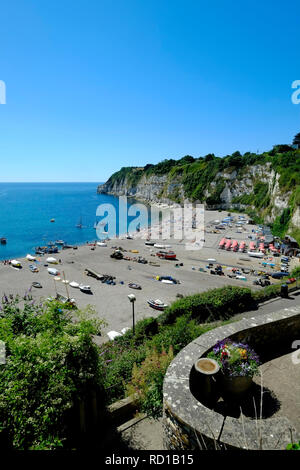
(63, 271, 70, 299)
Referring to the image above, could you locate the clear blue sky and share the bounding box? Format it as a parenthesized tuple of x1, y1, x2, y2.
(0, 0, 300, 182)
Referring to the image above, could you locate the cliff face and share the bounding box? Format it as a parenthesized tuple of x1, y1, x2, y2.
(98, 163, 289, 218)
(97, 148, 300, 238)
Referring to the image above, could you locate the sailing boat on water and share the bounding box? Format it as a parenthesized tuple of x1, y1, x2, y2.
(76, 215, 83, 229)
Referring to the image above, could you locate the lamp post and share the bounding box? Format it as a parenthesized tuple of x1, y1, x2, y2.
(127, 294, 136, 335)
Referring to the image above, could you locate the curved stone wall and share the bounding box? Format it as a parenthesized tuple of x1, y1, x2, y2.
(163, 305, 300, 450)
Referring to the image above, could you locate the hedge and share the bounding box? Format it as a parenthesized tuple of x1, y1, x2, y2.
(157, 285, 253, 325)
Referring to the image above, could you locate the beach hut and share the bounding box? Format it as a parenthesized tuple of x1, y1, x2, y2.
(225, 240, 231, 251)
(219, 238, 226, 248)
(238, 241, 246, 252)
(249, 241, 256, 251)
(232, 240, 238, 252)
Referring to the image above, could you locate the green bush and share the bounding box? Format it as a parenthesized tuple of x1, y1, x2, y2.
(0, 298, 105, 450)
(126, 347, 174, 418)
(291, 266, 300, 279)
(157, 286, 253, 325)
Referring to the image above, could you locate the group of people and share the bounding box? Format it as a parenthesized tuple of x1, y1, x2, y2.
(2, 260, 12, 265)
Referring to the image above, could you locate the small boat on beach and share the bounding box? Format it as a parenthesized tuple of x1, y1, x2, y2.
(247, 251, 264, 258)
(147, 299, 168, 311)
(97, 241, 107, 247)
(128, 283, 142, 290)
(79, 284, 92, 293)
(11, 259, 22, 268)
(156, 250, 176, 260)
(48, 267, 60, 275)
(29, 264, 39, 273)
(32, 281, 42, 288)
(26, 254, 36, 261)
(69, 281, 80, 288)
(46, 257, 58, 264)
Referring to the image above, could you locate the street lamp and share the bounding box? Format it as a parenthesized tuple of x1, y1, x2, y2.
(128, 294, 136, 335)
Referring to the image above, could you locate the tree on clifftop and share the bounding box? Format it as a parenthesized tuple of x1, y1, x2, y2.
(293, 132, 300, 148)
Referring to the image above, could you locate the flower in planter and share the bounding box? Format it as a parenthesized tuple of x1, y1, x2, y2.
(208, 339, 261, 377)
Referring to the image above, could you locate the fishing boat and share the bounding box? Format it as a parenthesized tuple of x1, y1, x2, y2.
(47, 267, 60, 275)
(32, 281, 42, 288)
(50, 219, 55, 223)
(46, 257, 58, 264)
(29, 264, 39, 273)
(147, 299, 168, 311)
(79, 284, 92, 293)
(247, 251, 264, 258)
(11, 259, 22, 268)
(0, 237, 7, 244)
(156, 250, 177, 260)
(55, 240, 65, 245)
(128, 283, 142, 290)
(69, 281, 80, 288)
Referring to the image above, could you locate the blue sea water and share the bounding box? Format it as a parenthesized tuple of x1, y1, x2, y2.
(0, 183, 142, 260)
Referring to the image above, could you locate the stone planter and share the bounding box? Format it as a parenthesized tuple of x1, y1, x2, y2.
(219, 374, 253, 398)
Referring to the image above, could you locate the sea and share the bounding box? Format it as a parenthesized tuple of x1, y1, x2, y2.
(0, 182, 145, 261)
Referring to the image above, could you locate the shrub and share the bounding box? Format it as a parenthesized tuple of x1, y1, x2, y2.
(126, 347, 174, 418)
(251, 284, 281, 302)
(291, 266, 300, 279)
(157, 286, 253, 325)
(0, 298, 105, 450)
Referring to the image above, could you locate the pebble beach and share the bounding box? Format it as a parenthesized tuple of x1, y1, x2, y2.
(1, 208, 294, 340)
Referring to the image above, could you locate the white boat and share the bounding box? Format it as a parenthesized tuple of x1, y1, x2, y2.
(48, 267, 60, 275)
(247, 251, 264, 258)
(147, 299, 168, 310)
(79, 284, 91, 293)
(46, 257, 58, 264)
(207, 258, 216, 262)
(161, 279, 174, 284)
(97, 241, 107, 247)
(69, 281, 80, 288)
(11, 259, 22, 267)
(26, 254, 36, 261)
(154, 244, 171, 249)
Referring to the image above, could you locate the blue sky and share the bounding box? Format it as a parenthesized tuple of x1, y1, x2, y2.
(0, 0, 299, 182)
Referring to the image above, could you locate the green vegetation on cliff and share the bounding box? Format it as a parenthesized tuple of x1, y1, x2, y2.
(102, 143, 300, 242)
